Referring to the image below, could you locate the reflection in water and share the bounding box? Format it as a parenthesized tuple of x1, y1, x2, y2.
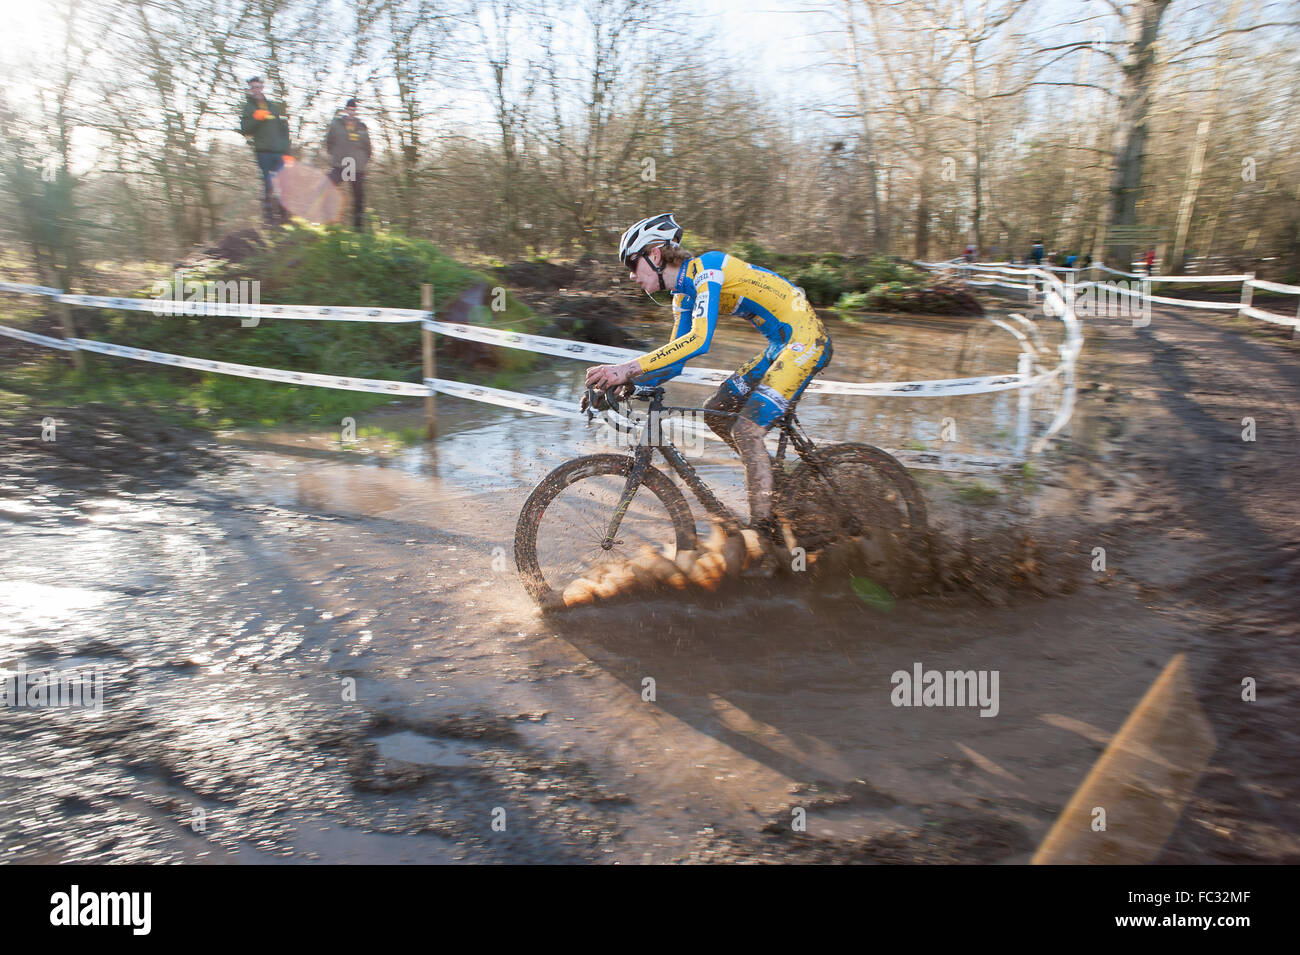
(405, 308, 1063, 465)
(224, 309, 1067, 517)
(0, 581, 113, 639)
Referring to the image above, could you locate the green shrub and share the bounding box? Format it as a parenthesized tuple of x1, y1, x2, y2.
(791, 261, 845, 306)
(833, 290, 872, 316)
(23, 225, 537, 428)
(730, 238, 771, 263)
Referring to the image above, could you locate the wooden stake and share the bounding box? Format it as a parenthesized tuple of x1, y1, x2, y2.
(421, 282, 436, 440)
(57, 298, 86, 374)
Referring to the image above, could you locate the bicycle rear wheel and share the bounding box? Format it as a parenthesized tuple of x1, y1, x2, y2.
(514, 453, 698, 607)
(778, 443, 930, 589)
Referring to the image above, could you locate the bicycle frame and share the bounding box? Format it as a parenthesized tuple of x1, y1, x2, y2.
(592, 386, 820, 548)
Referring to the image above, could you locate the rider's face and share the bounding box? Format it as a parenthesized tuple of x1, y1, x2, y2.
(628, 249, 661, 292)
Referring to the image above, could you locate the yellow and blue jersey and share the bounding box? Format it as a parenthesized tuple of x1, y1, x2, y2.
(632, 252, 832, 427)
(634, 251, 826, 384)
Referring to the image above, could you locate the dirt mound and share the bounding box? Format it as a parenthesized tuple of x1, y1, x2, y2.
(496, 261, 577, 290)
(872, 283, 985, 316)
(205, 228, 267, 265)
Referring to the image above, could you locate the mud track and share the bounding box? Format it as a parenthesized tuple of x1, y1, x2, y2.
(0, 303, 1295, 864)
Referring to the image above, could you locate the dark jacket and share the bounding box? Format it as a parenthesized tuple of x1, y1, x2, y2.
(325, 114, 372, 173)
(240, 95, 292, 155)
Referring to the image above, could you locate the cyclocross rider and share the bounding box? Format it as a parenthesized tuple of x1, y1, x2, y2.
(584, 213, 833, 569)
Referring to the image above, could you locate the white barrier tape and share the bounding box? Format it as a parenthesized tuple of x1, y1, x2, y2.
(889, 449, 1021, 473)
(548, 399, 1027, 472)
(987, 318, 1040, 368)
(1095, 265, 1250, 284)
(425, 318, 641, 366)
(1095, 264, 1146, 280)
(1143, 274, 1252, 284)
(69, 337, 430, 396)
(425, 318, 1042, 398)
(11, 274, 1066, 400)
(0, 320, 1039, 471)
(987, 317, 1029, 345)
(425, 376, 586, 420)
(1006, 312, 1046, 351)
(1073, 282, 1240, 311)
(57, 293, 427, 323)
(1247, 278, 1300, 296)
(0, 281, 63, 297)
(951, 261, 1083, 277)
(1240, 305, 1300, 328)
(0, 324, 77, 350)
(967, 278, 1037, 291)
(972, 262, 1253, 285)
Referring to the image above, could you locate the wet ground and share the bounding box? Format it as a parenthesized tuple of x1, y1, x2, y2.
(0, 303, 1296, 863)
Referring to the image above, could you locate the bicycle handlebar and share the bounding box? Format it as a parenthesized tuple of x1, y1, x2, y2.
(581, 384, 764, 423)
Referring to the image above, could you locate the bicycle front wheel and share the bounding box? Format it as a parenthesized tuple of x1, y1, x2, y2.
(514, 453, 698, 607)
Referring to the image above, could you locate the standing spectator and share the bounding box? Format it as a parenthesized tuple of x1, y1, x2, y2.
(1145, 247, 1157, 274)
(326, 98, 372, 230)
(1031, 239, 1045, 267)
(963, 244, 976, 263)
(239, 76, 293, 225)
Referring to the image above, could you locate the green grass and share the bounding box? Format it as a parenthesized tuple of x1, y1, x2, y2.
(998, 459, 1042, 494)
(0, 359, 211, 430)
(957, 481, 999, 504)
(353, 424, 426, 446)
(4, 225, 538, 431)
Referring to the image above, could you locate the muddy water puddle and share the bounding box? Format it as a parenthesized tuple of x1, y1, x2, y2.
(2, 309, 1166, 864)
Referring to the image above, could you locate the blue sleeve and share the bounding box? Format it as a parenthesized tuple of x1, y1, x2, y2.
(633, 271, 722, 384)
(632, 291, 699, 386)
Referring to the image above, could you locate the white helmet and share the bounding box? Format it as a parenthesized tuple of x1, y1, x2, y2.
(618, 213, 683, 266)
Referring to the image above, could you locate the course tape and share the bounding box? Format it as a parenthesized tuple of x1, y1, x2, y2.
(566, 397, 1024, 473)
(0, 281, 64, 297)
(1071, 282, 1239, 311)
(3, 279, 1061, 399)
(1248, 278, 1300, 295)
(925, 260, 1299, 322)
(56, 294, 427, 323)
(0, 320, 1040, 472)
(424, 376, 586, 420)
(424, 319, 1045, 398)
(1006, 312, 1046, 351)
(0, 324, 77, 350)
(1241, 305, 1300, 328)
(68, 337, 429, 396)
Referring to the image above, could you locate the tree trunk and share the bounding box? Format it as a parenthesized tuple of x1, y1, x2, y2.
(1105, 0, 1172, 270)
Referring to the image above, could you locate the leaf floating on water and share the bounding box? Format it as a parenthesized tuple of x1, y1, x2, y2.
(850, 575, 894, 612)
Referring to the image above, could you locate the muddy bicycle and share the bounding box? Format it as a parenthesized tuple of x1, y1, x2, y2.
(513, 384, 930, 607)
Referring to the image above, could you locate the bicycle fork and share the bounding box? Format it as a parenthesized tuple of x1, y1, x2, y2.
(601, 447, 654, 549)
